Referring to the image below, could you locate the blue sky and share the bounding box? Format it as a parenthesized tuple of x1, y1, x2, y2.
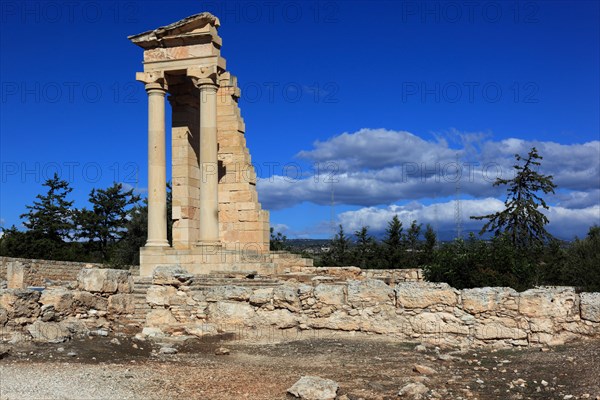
(1, 0, 599, 240)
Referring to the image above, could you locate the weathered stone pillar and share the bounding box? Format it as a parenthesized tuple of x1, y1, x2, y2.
(189, 67, 220, 245)
(138, 72, 169, 247)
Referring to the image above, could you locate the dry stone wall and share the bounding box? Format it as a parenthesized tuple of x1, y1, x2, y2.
(143, 268, 600, 348)
(0, 257, 105, 287)
(1, 260, 599, 349)
(0, 268, 136, 343)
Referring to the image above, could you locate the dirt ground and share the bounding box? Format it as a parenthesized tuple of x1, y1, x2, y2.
(1, 332, 599, 400)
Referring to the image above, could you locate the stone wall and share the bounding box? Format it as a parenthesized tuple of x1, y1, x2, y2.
(288, 266, 423, 283)
(0, 257, 106, 287)
(143, 268, 600, 348)
(0, 268, 136, 343)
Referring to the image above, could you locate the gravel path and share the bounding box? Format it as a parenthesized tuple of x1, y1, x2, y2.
(1, 336, 599, 399)
(0, 362, 164, 400)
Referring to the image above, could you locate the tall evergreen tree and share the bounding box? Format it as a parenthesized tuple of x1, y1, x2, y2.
(332, 224, 351, 265)
(354, 226, 375, 268)
(383, 215, 404, 267)
(404, 220, 422, 267)
(77, 183, 140, 262)
(422, 224, 437, 264)
(471, 147, 556, 250)
(20, 173, 75, 242)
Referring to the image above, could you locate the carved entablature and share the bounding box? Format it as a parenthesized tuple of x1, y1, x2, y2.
(128, 12, 226, 73)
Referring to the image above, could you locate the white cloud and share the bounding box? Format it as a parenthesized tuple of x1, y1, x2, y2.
(120, 182, 148, 195)
(297, 128, 457, 171)
(270, 223, 289, 234)
(258, 129, 599, 210)
(336, 199, 600, 240)
(554, 189, 600, 209)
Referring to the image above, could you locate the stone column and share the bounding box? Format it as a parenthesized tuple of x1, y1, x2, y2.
(138, 72, 169, 247)
(189, 66, 220, 245)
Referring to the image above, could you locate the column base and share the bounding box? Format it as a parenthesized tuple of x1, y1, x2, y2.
(145, 239, 170, 247)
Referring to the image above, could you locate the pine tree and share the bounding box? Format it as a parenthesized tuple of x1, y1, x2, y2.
(330, 224, 351, 265)
(383, 215, 404, 268)
(77, 183, 140, 262)
(354, 226, 375, 268)
(422, 224, 437, 264)
(112, 183, 172, 266)
(405, 220, 422, 267)
(471, 147, 556, 250)
(20, 173, 75, 242)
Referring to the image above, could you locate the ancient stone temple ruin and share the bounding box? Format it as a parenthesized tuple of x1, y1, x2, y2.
(129, 13, 308, 276)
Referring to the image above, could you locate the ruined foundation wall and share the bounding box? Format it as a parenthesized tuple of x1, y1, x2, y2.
(0, 257, 107, 287)
(145, 274, 600, 348)
(0, 268, 136, 342)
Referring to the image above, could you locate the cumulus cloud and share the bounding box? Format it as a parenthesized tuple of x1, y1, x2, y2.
(256, 128, 599, 238)
(270, 223, 289, 235)
(297, 128, 457, 171)
(336, 199, 600, 240)
(258, 129, 599, 211)
(554, 189, 600, 209)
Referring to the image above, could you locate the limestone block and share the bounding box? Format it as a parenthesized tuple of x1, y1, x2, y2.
(474, 322, 528, 340)
(40, 288, 74, 313)
(347, 279, 394, 307)
(72, 291, 108, 311)
(108, 294, 136, 314)
(0, 289, 41, 320)
(309, 310, 360, 332)
(152, 266, 193, 287)
(518, 287, 579, 319)
(396, 283, 458, 309)
(27, 321, 71, 343)
(146, 309, 178, 327)
(239, 211, 260, 222)
(205, 286, 253, 302)
(238, 221, 263, 232)
(273, 285, 300, 311)
(185, 323, 219, 337)
(219, 209, 239, 223)
(6, 262, 26, 289)
(218, 118, 244, 131)
(528, 317, 555, 334)
(237, 202, 257, 210)
(207, 301, 255, 325)
(461, 287, 518, 314)
(230, 191, 255, 203)
(219, 182, 252, 193)
(580, 292, 600, 322)
(314, 284, 345, 306)
(249, 288, 273, 305)
(219, 191, 231, 203)
(77, 269, 133, 293)
(287, 376, 338, 400)
(255, 309, 298, 329)
(147, 286, 177, 306)
(411, 312, 469, 336)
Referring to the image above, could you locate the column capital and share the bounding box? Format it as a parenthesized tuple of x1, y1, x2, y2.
(136, 71, 168, 93)
(188, 66, 219, 89)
